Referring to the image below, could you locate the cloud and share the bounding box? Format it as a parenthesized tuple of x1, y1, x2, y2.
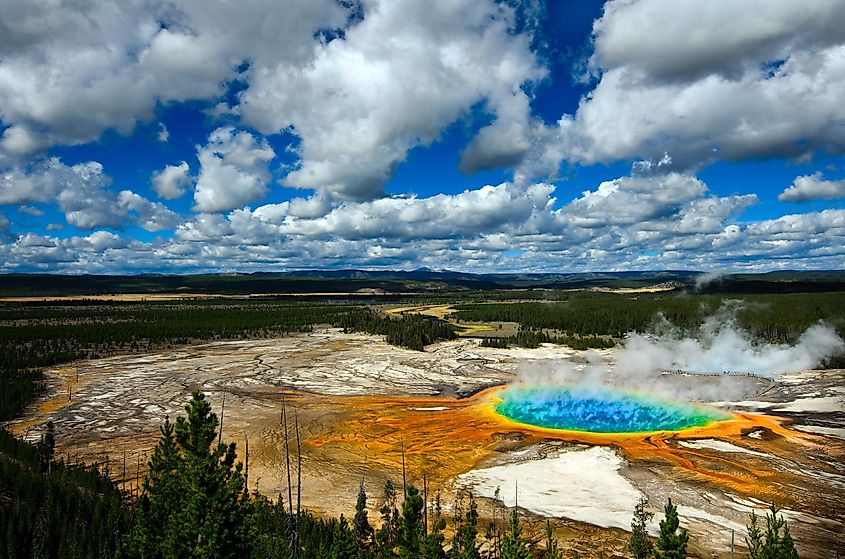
(458, 91, 537, 174)
(117, 190, 182, 232)
(561, 173, 707, 228)
(0, 125, 50, 157)
(193, 127, 275, 213)
(7, 233, 75, 266)
(157, 122, 169, 142)
(51, 162, 125, 229)
(152, 161, 192, 200)
(590, 0, 845, 82)
(1, 162, 59, 205)
(238, 0, 545, 200)
(82, 230, 128, 251)
(523, 0, 845, 176)
(18, 205, 43, 216)
(778, 172, 845, 202)
(1, 157, 181, 231)
(0, 0, 544, 201)
(0, 211, 8, 231)
(165, 171, 765, 272)
(0, 0, 347, 155)
(274, 181, 557, 241)
(4, 168, 845, 274)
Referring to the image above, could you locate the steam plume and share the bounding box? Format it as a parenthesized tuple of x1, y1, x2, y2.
(694, 269, 727, 290)
(515, 305, 844, 403)
(615, 317, 844, 377)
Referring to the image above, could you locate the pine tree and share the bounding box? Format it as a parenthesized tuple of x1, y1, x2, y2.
(543, 519, 561, 559)
(377, 479, 399, 557)
(421, 490, 447, 559)
(501, 509, 530, 559)
(653, 498, 688, 559)
(354, 480, 374, 551)
(129, 417, 181, 556)
(629, 496, 653, 559)
(398, 484, 424, 559)
(332, 515, 360, 559)
(38, 421, 55, 471)
(745, 505, 799, 559)
(451, 491, 481, 559)
(127, 391, 247, 558)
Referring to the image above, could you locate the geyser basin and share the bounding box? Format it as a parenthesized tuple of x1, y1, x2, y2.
(495, 384, 732, 434)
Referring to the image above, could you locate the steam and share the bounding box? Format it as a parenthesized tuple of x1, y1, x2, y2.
(615, 317, 844, 377)
(694, 269, 727, 290)
(513, 305, 844, 404)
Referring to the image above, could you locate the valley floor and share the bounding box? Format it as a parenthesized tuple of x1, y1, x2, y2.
(7, 330, 844, 558)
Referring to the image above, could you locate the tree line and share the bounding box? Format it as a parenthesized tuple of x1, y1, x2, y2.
(0, 425, 130, 557)
(0, 301, 457, 421)
(341, 308, 457, 351)
(481, 330, 614, 350)
(454, 291, 845, 362)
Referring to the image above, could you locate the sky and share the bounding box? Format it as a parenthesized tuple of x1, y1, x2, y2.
(1, 0, 845, 275)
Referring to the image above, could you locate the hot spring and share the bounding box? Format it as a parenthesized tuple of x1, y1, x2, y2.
(495, 384, 732, 434)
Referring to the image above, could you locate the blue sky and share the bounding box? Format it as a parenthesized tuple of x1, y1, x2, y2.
(1, 0, 845, 273)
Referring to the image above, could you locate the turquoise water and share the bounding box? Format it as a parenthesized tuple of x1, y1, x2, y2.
(496, 385, 731, 433)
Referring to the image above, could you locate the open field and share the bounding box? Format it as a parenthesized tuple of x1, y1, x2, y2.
(384, 303, 518, 337)
(8, 329, 844, 558)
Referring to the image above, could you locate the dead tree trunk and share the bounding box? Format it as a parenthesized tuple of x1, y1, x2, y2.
(423, 473, 428, 536)
(244, 434, 249, 496)
(282, 396, 293, 517)
(217, 394, 225, 448)
(295, 409, 302, 559)
(401, 438, 407, 497)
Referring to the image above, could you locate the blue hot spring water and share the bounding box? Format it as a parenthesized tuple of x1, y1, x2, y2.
(495, 384, 731, 433)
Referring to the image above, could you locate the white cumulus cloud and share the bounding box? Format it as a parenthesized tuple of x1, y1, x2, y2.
(238, 0, 545, 200)
(522, 0, 845, 177)
(779, 172, 845, 202)
(0, 0, 347, 155)
(0, 157, 181, 231)
(152, 161, 192, 200)
(193, 127, 275, 213)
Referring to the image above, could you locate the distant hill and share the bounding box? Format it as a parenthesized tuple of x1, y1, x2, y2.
(0, 269, 842, 297)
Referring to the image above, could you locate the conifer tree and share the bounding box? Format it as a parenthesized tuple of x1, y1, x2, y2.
(130, 417, 181, 556)
(451, 490, 480, 559)
(377, 479, 399, 557)
(354, 480, 374, 551)
(331, 515, 360, 559)
(745, 505, 799, 559)
(398, 484, 424, 559)
(501, 509, 529, 559)
(128, 391, 247, 559)
(422, 490, 447, 559)
(653, 499, 688, 559)
(543, 519, 561, 559)
(629, 496, 653, 559)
